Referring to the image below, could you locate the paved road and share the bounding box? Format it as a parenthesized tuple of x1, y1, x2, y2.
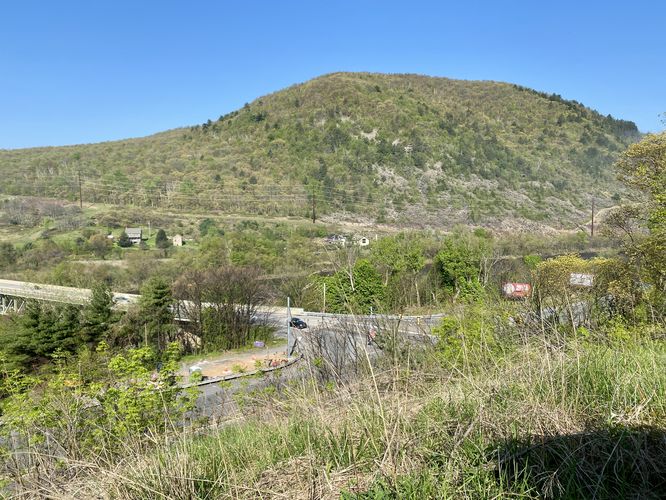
(190, 326, 388, 418)
(0, 278, 444, 331)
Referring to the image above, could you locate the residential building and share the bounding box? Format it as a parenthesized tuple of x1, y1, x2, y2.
(125, 227, 143, 245)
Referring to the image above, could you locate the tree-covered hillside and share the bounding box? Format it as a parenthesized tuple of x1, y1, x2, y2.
(0, 72, 640, 229)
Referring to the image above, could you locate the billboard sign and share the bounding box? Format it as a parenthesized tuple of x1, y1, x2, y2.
(502, 282, 531, 299)
(569, 273, 594, 287)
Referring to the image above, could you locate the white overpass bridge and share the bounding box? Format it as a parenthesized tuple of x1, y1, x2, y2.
(0, 279, 140, 314)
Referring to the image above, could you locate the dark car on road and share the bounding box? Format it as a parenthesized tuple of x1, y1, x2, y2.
(289, 317, 308, 329)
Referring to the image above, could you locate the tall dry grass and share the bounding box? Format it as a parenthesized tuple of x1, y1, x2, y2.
(42, 332, 666, 500)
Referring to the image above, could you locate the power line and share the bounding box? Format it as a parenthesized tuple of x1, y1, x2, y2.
(2, 182, 397, 213)
(78, 171, 83, 209)
(312, 189, 316, 224)
(1, 174, 412, 216)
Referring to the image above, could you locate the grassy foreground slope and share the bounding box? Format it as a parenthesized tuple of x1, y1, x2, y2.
(0, 73, 640, 229)
(75, 333, 666, 499)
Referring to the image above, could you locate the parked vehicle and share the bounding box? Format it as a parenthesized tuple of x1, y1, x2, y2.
(289, 317, 308, 329)
(250, 314, 264, 324)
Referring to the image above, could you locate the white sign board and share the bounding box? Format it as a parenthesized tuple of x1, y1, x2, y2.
(569, 273, 594, 287)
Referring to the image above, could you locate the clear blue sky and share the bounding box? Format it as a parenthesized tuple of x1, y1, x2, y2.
(1, 0, 664, 149)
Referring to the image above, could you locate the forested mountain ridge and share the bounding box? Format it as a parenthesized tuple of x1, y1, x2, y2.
(0, 72, 640, 230)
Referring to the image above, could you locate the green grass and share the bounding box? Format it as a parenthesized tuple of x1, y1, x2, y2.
(56, 335, 666, 499)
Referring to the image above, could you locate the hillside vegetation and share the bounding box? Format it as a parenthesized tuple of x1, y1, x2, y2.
(0, 73, 640, 230)
(0, 133, 664, 498)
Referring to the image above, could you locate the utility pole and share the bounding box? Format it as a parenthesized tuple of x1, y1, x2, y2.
(591, 199, 595, 238)
(286, 296, 292, 356)
(78, 171, 83, 209)
(311, 190, 316, 224)
(322, 282, 326, 313)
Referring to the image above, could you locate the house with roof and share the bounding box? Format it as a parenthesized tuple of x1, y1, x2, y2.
(125, 228, 143, 245)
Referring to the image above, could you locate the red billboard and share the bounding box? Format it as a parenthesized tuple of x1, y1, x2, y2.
(502, 282, 531, 299)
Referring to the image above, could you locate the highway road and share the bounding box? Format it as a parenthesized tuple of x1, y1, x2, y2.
(0, 278, 443, 331)
(191, 327, 389, 418)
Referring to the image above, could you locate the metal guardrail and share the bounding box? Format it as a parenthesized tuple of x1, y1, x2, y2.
(182, 356, 302, 388)
(301, 311, 445, 324)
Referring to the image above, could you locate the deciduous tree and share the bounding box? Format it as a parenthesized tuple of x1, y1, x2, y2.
(615, 132, 666, 316)
(88, 233, 112, 259)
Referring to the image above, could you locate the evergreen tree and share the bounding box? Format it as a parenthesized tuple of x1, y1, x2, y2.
(369, 233, 426, 308)
(0, 302, 40, 369)
(435, 237, 483, 289)
(155, 229, 171, 249)
(81, 282, 114, 344)
(4, 301, 84, 366)
(139, 277, 174, 351)
(0, 242, 17, 269)
(117, 231, 132, 248)
(351, 260, 386, 314)
(324, 259, 385, 314)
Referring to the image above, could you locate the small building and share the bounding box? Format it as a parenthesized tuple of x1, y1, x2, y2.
(357, 236, 370, 247)
(172, 234, 183, 247)
(125, 228, 143, 245)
